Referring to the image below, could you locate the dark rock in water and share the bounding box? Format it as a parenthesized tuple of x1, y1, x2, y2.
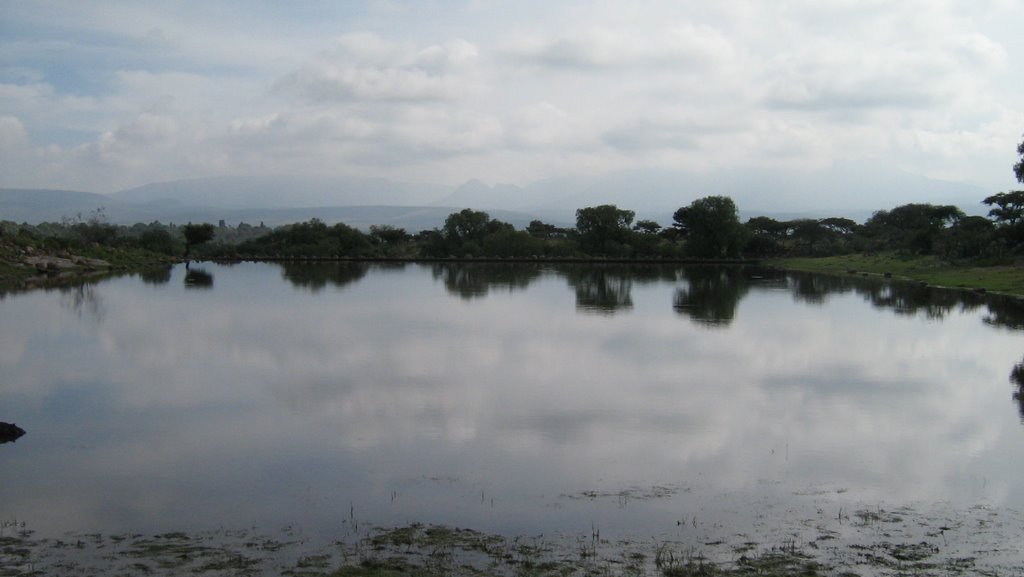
(0, 422, 26, 443)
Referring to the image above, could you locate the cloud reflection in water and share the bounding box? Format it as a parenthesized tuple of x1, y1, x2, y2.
(1, 262, 1023, 539)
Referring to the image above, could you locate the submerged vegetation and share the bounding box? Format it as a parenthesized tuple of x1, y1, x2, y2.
(3, 496, 1022, 576)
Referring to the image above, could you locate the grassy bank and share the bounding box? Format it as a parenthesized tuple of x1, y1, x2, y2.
(0, 234, 175, 290)
(769, 253, 1024, 296)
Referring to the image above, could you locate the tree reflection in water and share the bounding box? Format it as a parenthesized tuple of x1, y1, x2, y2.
(138, 266, 172, 285)
(279, 262, 370, 292)
(60, 283, 103, 321)
(431, 262, 542, 299)
(673, 266, 752, 327)
(983, 294, 1024, 330)
(183, 265, 214, 289)
(565, 267, 633, 314)
(266, 260, 1024, 425)
(1010, 358, 1024, 423)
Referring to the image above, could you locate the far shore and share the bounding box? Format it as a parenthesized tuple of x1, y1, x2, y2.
(769, 253, 1024, 297)
(6, 244, 1024, 299)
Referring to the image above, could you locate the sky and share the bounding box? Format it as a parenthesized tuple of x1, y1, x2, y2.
(1, 0, 1023, 195)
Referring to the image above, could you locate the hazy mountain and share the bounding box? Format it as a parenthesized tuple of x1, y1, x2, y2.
(0, 188, 552, 231)
(526, 163, 988, 216)
(185, 206, 549, 231)
(0, 188, 124, 223)
(112, 175, 447, 209)
(432, 162, 989, 227)
(437, 179, 555, 211)
(2, 162, 993, 229)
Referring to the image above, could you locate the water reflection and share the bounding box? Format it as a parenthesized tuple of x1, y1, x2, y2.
(564, 267, 634, 313)
(430, 262, 542, 299)
(3, 261, 1024, 545)
(673, 266, 751, 326)
(788, 272, 834, 304)
(1010, 357, 1024, 423)
(59, 283, 104, 321)
(137, 266, 172, 285)
(279, 261, 370, 291)
(782, 271, 987, 320)
(983, 295, 1024, 330)
(220, 260, 1024, 428)
(183, 265, 214, 288)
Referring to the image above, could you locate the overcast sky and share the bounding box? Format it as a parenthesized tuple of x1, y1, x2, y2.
(1, 0, 1022, 194)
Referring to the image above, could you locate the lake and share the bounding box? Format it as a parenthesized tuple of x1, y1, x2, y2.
(2, 261, 1024, 574)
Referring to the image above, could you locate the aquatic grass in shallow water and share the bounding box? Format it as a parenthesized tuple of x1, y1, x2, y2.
(2, 498, 1022, 576)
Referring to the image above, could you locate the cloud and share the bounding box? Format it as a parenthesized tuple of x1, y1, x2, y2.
(1, 1, 1022, 193)
(0, 116, 27, 150)
(7, 263, 1022, 512)
(503, 22, 733, 70)
(954, 33, 1008, 69)
(760, 42, 951, 113)
(275, 33, 482, 103)
(504, 102, 577, 149)
(0, 81, 100, 136)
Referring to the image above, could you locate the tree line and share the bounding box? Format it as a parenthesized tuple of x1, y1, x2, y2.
(5, 135, 1022, 263)
(0, 195, 1015, 263)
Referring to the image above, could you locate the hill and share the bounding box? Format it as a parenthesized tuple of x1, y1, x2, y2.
(0, 188, 119, 224)
(111, 174, 446, 209)
(2, 162, 991, 230)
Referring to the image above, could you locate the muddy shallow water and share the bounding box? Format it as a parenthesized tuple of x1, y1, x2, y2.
(2, 262, 1023, 574)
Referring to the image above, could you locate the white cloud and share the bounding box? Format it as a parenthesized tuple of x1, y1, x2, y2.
(275, 33, 483, 103)
(760, 40, 955, 113)
(503, 22, 733, 70)
(505, 102, 577, 148)
(954, 33, 1008, 68)
(0, 116, 27, 151)
(0, 1, 1021, 193)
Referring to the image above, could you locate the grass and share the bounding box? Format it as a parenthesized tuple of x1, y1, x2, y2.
(4, 514, 1021, 577)
(769, 253, 1024, 296)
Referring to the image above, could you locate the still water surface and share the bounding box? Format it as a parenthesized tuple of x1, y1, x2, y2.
(2, 262, 1024, 548)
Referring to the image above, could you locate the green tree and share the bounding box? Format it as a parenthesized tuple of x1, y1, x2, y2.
(481, 226, 542, 257)
(1015, 133, 1024, 184)
(745, 216, 788, 240)
(861, 204, 963, 254)
(68, 207, 118, 246)
(575, 204, 635, 256)
(819, 217, 857, 236)
(632, 219, 662, 235)
(983, 190, 1024, 249)
(368, 225, 411, 257)
(369, 224, 409, 244)
(744, 216, 786, 257)
(673, 196, 748, 258)
(443, 209, 492, 245)
(982, 136, 1024, 251)
(983, 191, 1024, 227)
(938, 215, 996, 259)
(329, 222, 372, 256)
(526, 220, 558, 238)
(138, 228, 179, 255)
(182, 223, 216, 258)
(788, 219, 829, 256)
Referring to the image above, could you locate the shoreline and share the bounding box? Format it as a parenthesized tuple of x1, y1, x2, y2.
(5, 246, 1024, 300)
(768, 254, 1024, 297)
(4, 496, 1021, 576)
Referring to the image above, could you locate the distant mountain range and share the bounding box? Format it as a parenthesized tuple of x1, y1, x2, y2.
(0, 162, 992, 230)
